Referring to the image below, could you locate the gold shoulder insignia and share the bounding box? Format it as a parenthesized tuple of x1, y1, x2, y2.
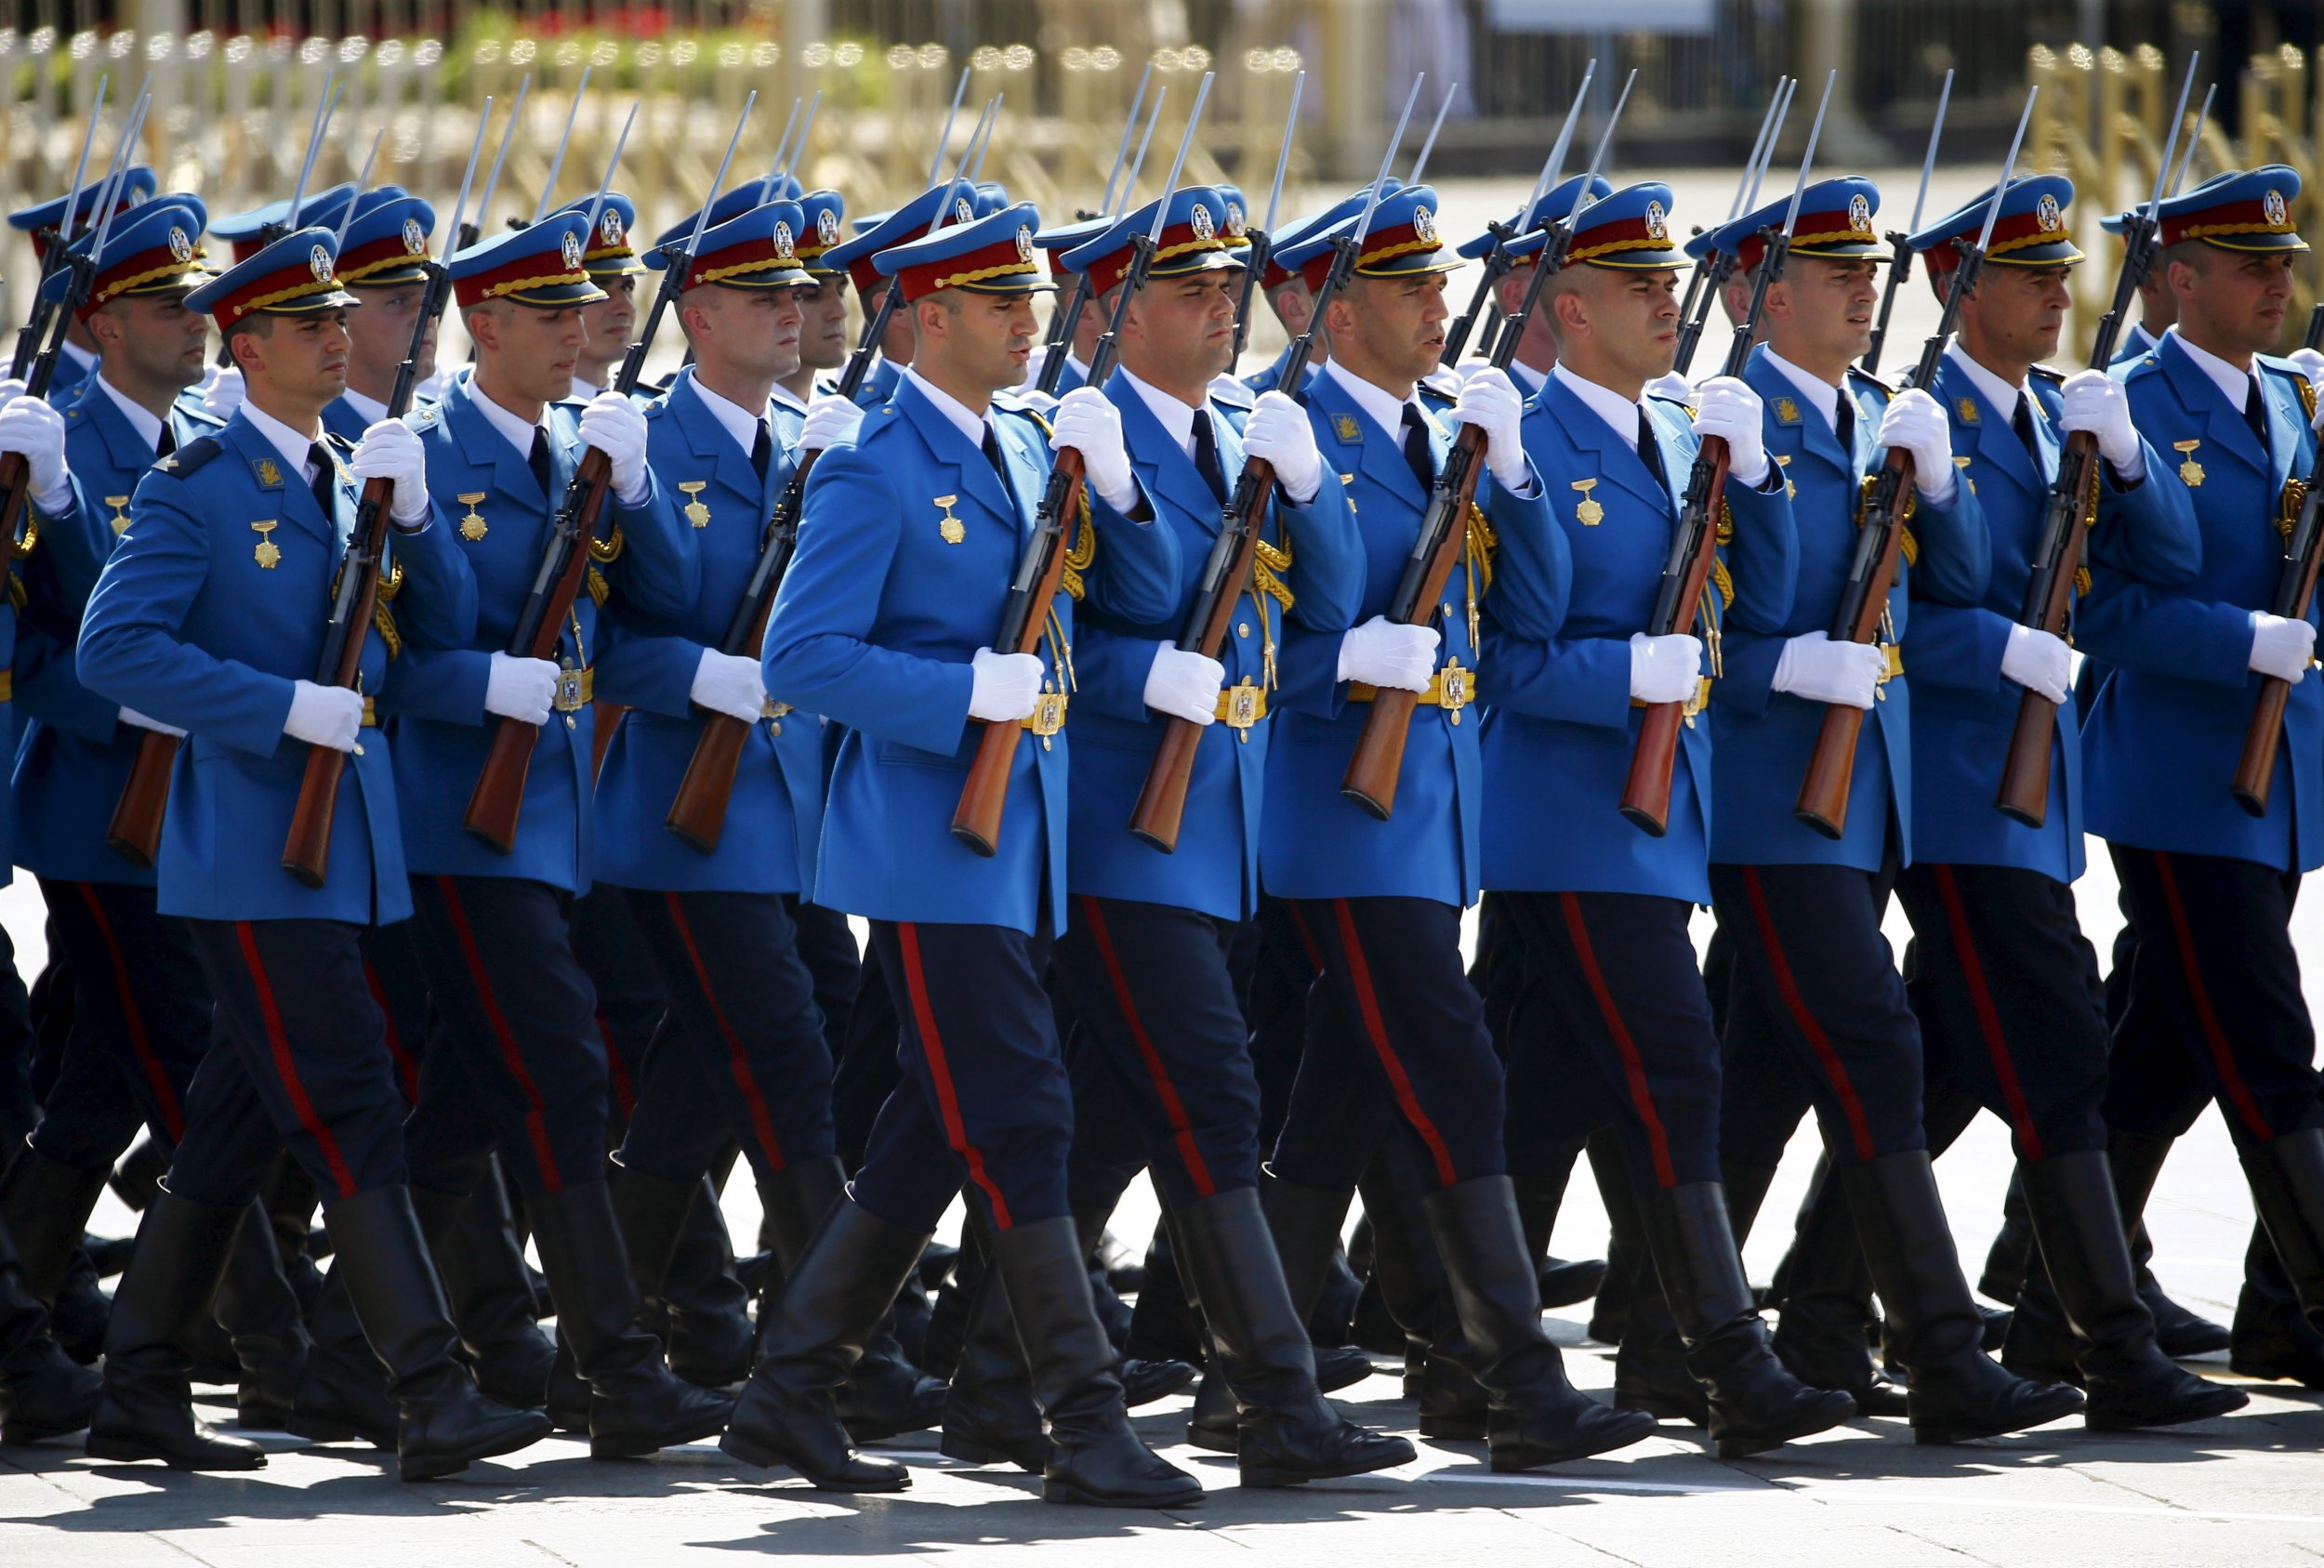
(255, 456, 283, 488)
(1332, 413, 1363, 445)
(1772, 396, 1802, 427)
(1956, 397, 1980, 426)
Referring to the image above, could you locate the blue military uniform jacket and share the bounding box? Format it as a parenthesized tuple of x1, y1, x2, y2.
(77, 409, 477, 924)
(1708, 349, 1990, 873)
(321, 393, 373, 445)
(593, 369, 825, 896)
(852, 357, 904, 412)
(1240, 341, 1312, 400)
(1261, 363, 1557, 909)
(2081, 336, 2319, 872)
(1484, 376, 1799, 905)
(379, 375, 694, 896)
(1904, 350, 2198, 882)
(1066, 374, 1365, 922)
(763, 376, 1179, 936)
(13, 378, 225, 886)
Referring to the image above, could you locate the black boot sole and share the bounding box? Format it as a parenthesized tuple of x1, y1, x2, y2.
(86, 1430, 267, 1469)
(1710, 1391, 1858, 1458)
(938, 1428, 1049, 1471)
(1486, 1409, 1659, 1471)
(2229, 1352, 2324, 1388)
(1040, 1475, 1204, 1508)
(720, 1427, 912, 1491)
(285, 1412, 396, 1449)
(589, 1402, 735, 1460)
(1417, 1412, 1488, 1441)
(2084, 1385, 2250, 1431)
(400, 1411, 556, 1482)
(1241, 1436, 1416, 1488)
(1911, 1390, 2086, 1445)
(1612, 1390, 1709, 1426)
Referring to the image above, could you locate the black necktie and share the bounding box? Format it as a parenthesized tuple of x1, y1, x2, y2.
(1399, 404, 1435, 493)
(1191, 409, 1227, 504)
(527, 426, 553, 499)
(155, 423, 176, 460)
(1635, 406, 1669, 493)
(307, 441, 336, 525)
(981, 424, 1013, 494)
(2012, 393, 2043, 468)
(2245, 374, 2272, 462)
(750, 417, 772, 485)
(1833, 389, 1855, 460)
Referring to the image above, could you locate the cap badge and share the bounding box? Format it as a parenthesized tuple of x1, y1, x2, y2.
(1848, 193, 1872, 235)
(772, 220, 796, 259)
(1190, 203, 1216, 242)
(2037, 193, 2062, 234)
(1015, 224, 1036, 264)
(166, 226, 193, 263)
(1644, 201, 1668, 242)
(560, 230, 585, 270)
(955, 197, 974, 226)
(1413, 204, 1437, 243)
(601, 208, 627, 247)
(816, 208, 840, 247)
(308, 244, 333, 282)
(2266, 189, 2290, 228)
(401, 217, 428, 255)
(1225, 202, 1246, 238)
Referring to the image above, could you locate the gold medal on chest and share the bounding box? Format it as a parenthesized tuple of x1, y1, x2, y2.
(2173, 440, 2204, 487)
(250, 520, 281, 569)
(1570, 477, 1604, 526)
(679, 480, 711, 528)
(935, 494, 966, 545)
(456, 493, 488, 541)
(105, 495, 131, 536)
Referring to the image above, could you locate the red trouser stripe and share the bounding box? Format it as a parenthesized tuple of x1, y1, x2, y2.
(1285, 901, 1325, 974)
(362, 960, 421, 1105)
(665, 892, 787, 1173)
(1079, 896, 1216, 1199)
(234, 922, 355, 1200)
(1327, 899, 1459, 1188)
(434, 877, 563, 1192)
(896, 922, 1010, 1230)
(600, 1013, 638, 1119)
(1931, 865, 2045, 1160)
(2152, 851, 2275, 1142)
(1557, 892, 1678, 1190)
(1739, 866, 1877, 1162)
(76, 883, 184, 1140)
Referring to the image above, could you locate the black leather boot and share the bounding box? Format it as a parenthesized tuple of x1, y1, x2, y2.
(1123, 1220, 1206, 1366)
(609, 1158, 734, 1388)
(0, 1146, 109, 1301)
(1587, 1131, 1644, 1345)
(721, 1193, 926, 1491)
(1768, 1156, 1908, 1417)
(2010, 1153, 2245, 1430)
(938, 1218, 1048, 1472)
(1362, 1160, 1483, 1440)
(991, 1216, 1202, 1509)
(1638, 1182, 1855, 1456)
(410, 1177, 555, 1410)
(287, 1261, 398, 1446)
(1422, 1176, 1658, 1471)
(656, 1174, 757, 1387)
(324, 1186, 553, 1481)
(263, 1153, 325, 1318)
(86, 1193, 265, 1469)
(1513, 1163, 1609, 1311)
(921, 1227, 975, 1381)
(529, 1181, 735, 1457)
(1979, 1168, 2033, 1304)
(1842, 1152, 2085, 1443)
(213, 1200, 309, 1430)
(2231, 1220, 2324, 1386)
(1173, 1190, 1411, 1488)
(0, 1221, 99, 1443)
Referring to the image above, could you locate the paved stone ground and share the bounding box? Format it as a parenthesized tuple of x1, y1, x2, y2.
(5, 167, 2323, 1562)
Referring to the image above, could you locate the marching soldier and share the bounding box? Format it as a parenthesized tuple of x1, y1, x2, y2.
(74, 223, 552, 1480)
(780, 189, 853, 413)
(1018, 216, 1110, 402)
(377, 211, 731, 1457)
(6, 165, 159, 402)
(323, 188, 443, 442)
(739, 198, 1200, 1508)
(559, 193, 645, 399)
(823, 191, 957, 411)
(2075, 166, 2324, 1364)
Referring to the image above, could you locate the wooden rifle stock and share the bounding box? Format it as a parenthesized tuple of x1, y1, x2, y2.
(2231, 461, 2324, 816)
(462, 448, 612, 854)
(1995, 428, 2101, 827)
(279, 472, 398, 885)
(1795, 446, 1916, 837)
(1128, 455, 1279, 852)
(106, 731, 178, 866)
(1620, 440, 1731, 835)
(952, 447, 1085, 857)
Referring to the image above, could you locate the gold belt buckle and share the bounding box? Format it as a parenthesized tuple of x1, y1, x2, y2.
(1682, 676, 1711, 726)
(553, 663, 592, 714)
(761, 695, 793, 731)
(1022, 687, 1067, 744)
(1439, 660, 1472, 725)
(1218, 680, 1265, 735)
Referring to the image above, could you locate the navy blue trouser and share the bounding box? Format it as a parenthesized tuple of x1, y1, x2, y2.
(1709, 861, 1927, 1166)
(1895, 862, 2110, 1161)
(1050, 895, 1264, 1211)
(1503, 889, 1724, 1191)
(2103, 845, 2320, 1146)
(1267, 896, 1502, 1195)
(173, 918, 405, 1209)
(404, 875, 611, 1198)
(849, 919, 1072, 1233)
(614, 886, 837, 1187)
(27, 878, 210, 1168)
(564, 882, 670, 1126)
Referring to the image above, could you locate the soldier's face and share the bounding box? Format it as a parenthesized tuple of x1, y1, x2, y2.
(242, 309, 350, 404)
(921, 290, 1039, 393)
(684, 283, 806, 381)
(1337, 272, 1450, 386)
(1560, 265, 1683, 383)
(579, 275, 638, 365)
(1122, 270, 1241, 388)
(1767, 257, 1880, 367)
(796, 277, 852, 370)
(344, 283, 439, 385)
(99, 292, 210, 391)
(2171, 248, 2295, 358)
(479, 303, 588, 404)
(1957, 264, 2070, 364)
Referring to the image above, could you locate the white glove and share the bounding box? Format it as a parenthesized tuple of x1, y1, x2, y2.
(1771, 630, 1886, 710)
(968, 646, 1045, 723)
(350, 417, 430, 525)
(1050, 387, 1136, 513)
(484, 652, 560, 725)
(2000, 624, 2072, 704)
(203, 366, 246, 421)
(1241, 389, 1322, 505)
(2249, 612, 2317, 685)
(1142, 641, 1226, 727)
(1336, 614, 1440, 692)
(0, 394, 70, 513)
(2058, 370, 2143, 479)
(0, 376, 23, 410)
(690, 648, 769, 722)
(799, 395, 864, 455)
(578, 390, 650, 505)
(1875, 388, 1958, 505)
(284, 679, 363, 752)
(1629, 631, 1705, 705)
(1644, 372, 1695, 403)
(1452, 366, 1533, 493)
(1693, 376, 1770, 487)
(118, 705, 185, 738)
(2289, 347, 2324, 393)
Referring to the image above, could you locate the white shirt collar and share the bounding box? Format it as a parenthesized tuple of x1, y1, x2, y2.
(1115, 365, 1204, 462)
(1321, 359, 1425, 444)
(469, 379, 552, 460)
(770, 379, 811, 415)
(684, 367, 772, 458)
(903, 366, 991, 449)
(337, 387, 389, 429)
(237, 398, 322, 482)
(1509, 359, 1549, 396)
(1944, 339, 2040, 426)
(1552, 362, 1644, 454)
(2164, 326, 2256, 412)
(1762, 348, 1842, 436)
(93, 374, 164, 454)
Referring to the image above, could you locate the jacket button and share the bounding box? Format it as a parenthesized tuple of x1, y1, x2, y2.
(1237, 623, 1250, 639)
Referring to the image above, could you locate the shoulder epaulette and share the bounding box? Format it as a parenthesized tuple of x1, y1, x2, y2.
(322, 431, 357, 456)
(1644, 390, 1692, 409)
(2027, 364, 2067, 386)
(1846, 365, 1895, 398)
(409, 402, 442, 429)
(155, 435, 222, 477)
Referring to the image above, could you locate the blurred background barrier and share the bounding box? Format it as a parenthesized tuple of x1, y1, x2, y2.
(3, 2, 2321, 355)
